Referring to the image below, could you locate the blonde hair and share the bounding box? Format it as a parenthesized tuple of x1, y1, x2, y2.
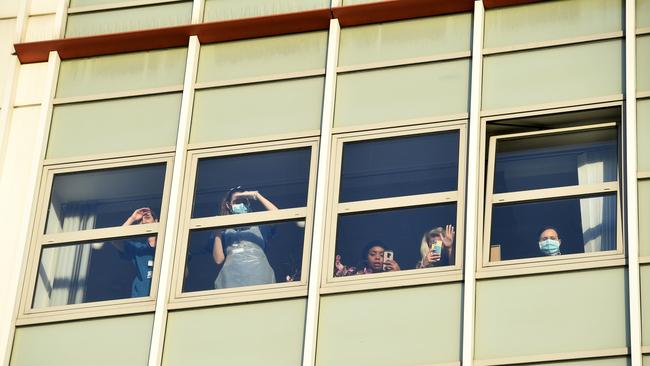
(420, 227, 443, 258)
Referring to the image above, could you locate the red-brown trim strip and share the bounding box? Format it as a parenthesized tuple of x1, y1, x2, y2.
(483, 0, 547, 9)
(333, 0, 474, 27)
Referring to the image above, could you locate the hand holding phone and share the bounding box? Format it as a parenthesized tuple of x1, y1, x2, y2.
(383, 250, 394, 271)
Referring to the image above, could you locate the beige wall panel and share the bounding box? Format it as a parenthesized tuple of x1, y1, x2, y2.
(70, 0, 154, 7)
(56, 48, 187, 98)
(23, 14, 56, 42)
(203, 0, 328, 22)
(190, 77, 323, 144)
(522, 358, 629, 366)
(0, 3, 18, 18)
(30, 0, 58, 15)
(641, 180, 650, 257)
(163, 299, 306, 366)
(197, 31, 327, 83)
(338, 13, 472, 67)
(10, 314, 153, 366)
(0, 18, 17, 103)
(484, 0, 622, 49)
(474, 268, 627, 360)
(15, 63, 48, 106)
(639, 0, 650, 29)
(316, 284, 462, 366)
(482, 40, 622, 112)
(645, 354, 650, 366)
(46, 93, 181, 159)
(65, 2, 192, 38)
(341, 0, 379, 4)
(640, 99, 650, 174)
(642, 265, 650, 347)
(334, 59, 469, 128)
(639, 35, 650, 93)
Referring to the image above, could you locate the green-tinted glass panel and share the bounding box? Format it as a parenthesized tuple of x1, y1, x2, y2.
(523, 358, 629, 366)
(65, 2, 192, 38)
(482, 40, 622, 112)
(203, 0, 328, 22)
(10, 314, 153, 366)
(335, 59, 469, 128)
(57, 48, 187, 98)
(484, 0, 622, 49)
(645, 354, 650, 366)
(197, 31, 327, 83)
(338, 13, 472, 67)
(341, 0, 377, 4)
(317, 284, 462, 366)
(70, 0, 157, 8)
(639, 35, 650, 93)
(640, 180, 650, 257)
(475, 268, 627, 360)
(640, 100, 650, 173)
(163, 299, 305, 366)
(642, 265, 650, 346)
(190, 77, 323, 144)
(639, 0, 650, 29)
(47, 93, 180, 159)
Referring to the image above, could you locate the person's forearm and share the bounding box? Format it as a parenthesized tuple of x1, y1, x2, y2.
(254, 191, 278, 211)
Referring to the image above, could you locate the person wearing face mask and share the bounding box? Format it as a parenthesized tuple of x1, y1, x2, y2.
(538, 227, 562, 256)
(212, 187, 279, 289)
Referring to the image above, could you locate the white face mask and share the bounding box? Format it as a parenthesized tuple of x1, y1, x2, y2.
(538, 239, 561, 255)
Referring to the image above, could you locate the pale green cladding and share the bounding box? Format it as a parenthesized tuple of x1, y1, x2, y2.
(482, 40, 622, 112)
(642, 265, 650, 347)
(56, 48, 187, 98)
(316, 284, 462, 366)
(639, 35, 650, 93)
(162, 299, 305, 366)
(639, 0, 650, 29)
(335, 59, 469, 128)
(474, 268, 628, 360)
(190, 77, 323, 144)
(203, 0, 328, 22)
(10, 314, 153, 366)
(69, 0, 150, 7)
(484, 0, 622, 49)
(47, 93, 181, 159)
(645, 354, 650, 366)
(640, 180, 650, 257)
(197, 31, 327, 83)
(338, 13, 472, 67)
(639, 100, 650, 174)
(65, 2, 192, 38)
(524, 358, 630, 366)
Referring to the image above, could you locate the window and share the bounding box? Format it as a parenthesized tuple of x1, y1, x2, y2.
(481, 110, 624, 273)
(172, 139, 318, 304)
(20, 157, 172, 320)
(323, 124, 466, 290)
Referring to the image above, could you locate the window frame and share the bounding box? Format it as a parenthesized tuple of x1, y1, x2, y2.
(320, 121, 467, 293)
(478, 114, 626, 277)
(18, 154, 175, 324)
(168, 137, 320, 308)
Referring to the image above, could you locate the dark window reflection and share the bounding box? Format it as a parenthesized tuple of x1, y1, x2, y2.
(191, 148, 311, 218)
(489, 194, 617, 261)
(45, 164, 166, 234)
(494, 128, 617, 194)
(339, 132, 459, 203)
(32, 234, 158, 308)
(334, 204, 457, 277)
(183, 220, 305, 292)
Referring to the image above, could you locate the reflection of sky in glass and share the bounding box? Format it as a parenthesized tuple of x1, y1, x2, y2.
(339, 132, 459, 203)
(335, 204, 457, 271)
(490, 194, 617, 261)
(191, 148, 311, 218)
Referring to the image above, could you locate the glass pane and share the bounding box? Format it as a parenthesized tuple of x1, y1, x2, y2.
(339, 131, 459, 202)
(639, 0, 650, 29)
(32, 234, 158, 308)
(45, 164, 166, 234)
(182, 220, 305, 292)
(191, 148, 311, 218)
(638, 35, 650, 93)
(489, 194, 617, 262)
(334, 204, 457, 276)
(639, 99, 650, 173)
(639, 180, 650, 257)
(203, 0, 328, 22)
(494, 128, 618, 193)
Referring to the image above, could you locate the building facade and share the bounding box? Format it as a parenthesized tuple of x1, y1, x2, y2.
(0, 0, 648, 365)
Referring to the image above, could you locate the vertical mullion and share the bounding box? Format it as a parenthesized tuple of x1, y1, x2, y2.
(54, 0, 70, 39)
(301, 18, 340, 366)
(147, 35, 200, 366)
(191, 0, 204, 23)
(463, 1, 485, 366)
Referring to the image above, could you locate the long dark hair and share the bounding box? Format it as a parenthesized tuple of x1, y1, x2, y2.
(219, 186, 245, 216)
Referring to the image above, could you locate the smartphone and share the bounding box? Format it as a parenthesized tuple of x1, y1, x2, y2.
(382, 250, 394, 271)
(432, 240, 443, 255)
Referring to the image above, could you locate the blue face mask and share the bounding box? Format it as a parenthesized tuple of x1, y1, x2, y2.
(231, 203, 248, 214)
(539, 239, 561, 256)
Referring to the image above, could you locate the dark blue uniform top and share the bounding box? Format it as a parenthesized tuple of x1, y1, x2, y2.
(121, 239, 155, 298)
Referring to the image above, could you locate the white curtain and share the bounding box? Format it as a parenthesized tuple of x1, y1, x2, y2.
(577, 150, 617, 253)
(33, 204, 97, 308)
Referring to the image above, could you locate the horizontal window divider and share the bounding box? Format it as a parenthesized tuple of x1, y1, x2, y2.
(188, 207, 307, 230)
(482, 31, 623, 56)
(170, 286, 307, 309)
(39, 223, 160, 245)
(16, 301, 156, 325)
(194, 69, 325, 90)
(67, 0, 187, 14)
(473, 347, 629, 366)
(331, 115, 468, 136)
(188, 133, 319, 155)
(52, 84, 184, 105)
(483, 248, 623, 269)
(336, 51, 471, 74)
(42, 146, 177, 166)
(491, 182, 618, 204)
(639, 256, 650, 264)
(639, 172, 650, 179)
(320, 272, 463, 295)
(638, 27, 650, 36)
(337, 191, 458, 214)
(480, 95, 624, 118)
(475, 257, 627, 280)
(637, 91, 650, 99)
(491, 121, 616, 141)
